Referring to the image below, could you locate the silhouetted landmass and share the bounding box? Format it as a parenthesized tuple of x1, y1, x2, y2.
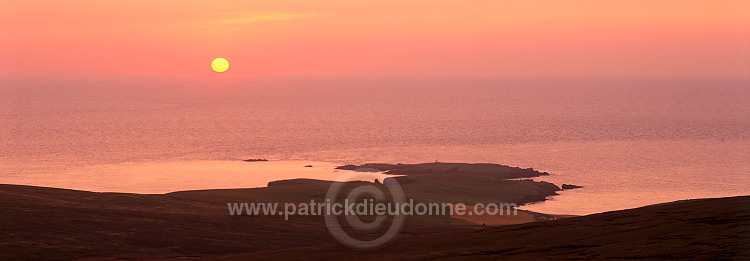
(562, 183, 584, 189)
(5, 163, 738, 260)
(242, 158, 268, 162)
(267, 178, 328, 187)
(0, 164, 562, 261)
(206, 196, 750, 260)
(336, 162, 549, 179)
(393, 173, 559, 206)
(0, 184, 329, 260)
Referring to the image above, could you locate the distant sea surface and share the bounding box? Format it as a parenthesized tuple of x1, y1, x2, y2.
(1, 77, 748, 215)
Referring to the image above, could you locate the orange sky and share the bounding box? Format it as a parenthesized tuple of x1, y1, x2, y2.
(1, 0, 748, 83)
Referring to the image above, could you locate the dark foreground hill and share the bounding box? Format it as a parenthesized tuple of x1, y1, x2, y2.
(0, 163, 559, 261)
(2, 162, 746, 260)
(208, 195, 750, 260)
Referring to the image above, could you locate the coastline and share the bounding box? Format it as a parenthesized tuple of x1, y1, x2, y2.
(2, 182, 746, 260)
(4, 139, 750, 215)
(1, 161, 745, 260)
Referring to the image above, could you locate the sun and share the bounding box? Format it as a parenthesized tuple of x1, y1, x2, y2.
(211, 57, 229, 72)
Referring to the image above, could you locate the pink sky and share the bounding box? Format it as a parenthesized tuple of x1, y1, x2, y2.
(1, 0, 748, 83)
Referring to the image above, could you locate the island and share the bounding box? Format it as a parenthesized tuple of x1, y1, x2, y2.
(0, 162, 745, 260)
(242, 158, 268, 162)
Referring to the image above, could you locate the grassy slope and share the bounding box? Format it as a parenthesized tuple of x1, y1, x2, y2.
(209, 195, 750, 260)
(0, 184, 332, 261)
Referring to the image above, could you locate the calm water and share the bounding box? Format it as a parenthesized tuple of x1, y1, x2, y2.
(1, 77, 748, 214)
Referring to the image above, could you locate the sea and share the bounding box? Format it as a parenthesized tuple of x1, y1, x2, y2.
(1, 77, 748, 215)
